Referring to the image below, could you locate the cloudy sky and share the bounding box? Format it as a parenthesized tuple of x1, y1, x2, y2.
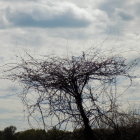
(0, 0, 140, 131)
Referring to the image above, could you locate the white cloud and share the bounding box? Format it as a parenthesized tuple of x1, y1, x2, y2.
(0, 2, 93, 28)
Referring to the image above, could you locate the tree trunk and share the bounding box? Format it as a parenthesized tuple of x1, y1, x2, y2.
(76, 96, 98, 140)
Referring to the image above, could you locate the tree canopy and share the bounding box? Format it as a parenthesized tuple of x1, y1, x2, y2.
(7, 51, 135, 140)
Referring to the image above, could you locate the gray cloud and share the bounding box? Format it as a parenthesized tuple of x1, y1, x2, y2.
(117, 10, 134, 21)
(98, 0, 138, 35)
(99, 0, 126, 16)
(3, 2, 92, 28)
(134, 3, 140, 16)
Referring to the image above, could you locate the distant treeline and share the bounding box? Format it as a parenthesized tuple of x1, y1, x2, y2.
(0, 123, 140, 140)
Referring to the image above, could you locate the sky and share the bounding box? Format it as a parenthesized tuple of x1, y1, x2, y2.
(0, 0, 140, 131)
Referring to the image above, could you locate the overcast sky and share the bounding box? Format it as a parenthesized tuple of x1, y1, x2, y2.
(0, 0, 140, 131)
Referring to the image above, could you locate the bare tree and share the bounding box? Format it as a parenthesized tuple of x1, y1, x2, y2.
(7, 51, 134, 140)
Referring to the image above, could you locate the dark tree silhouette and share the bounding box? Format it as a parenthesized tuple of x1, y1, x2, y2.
(2, 126, 17, 140)
(7, 51, 134, 140)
